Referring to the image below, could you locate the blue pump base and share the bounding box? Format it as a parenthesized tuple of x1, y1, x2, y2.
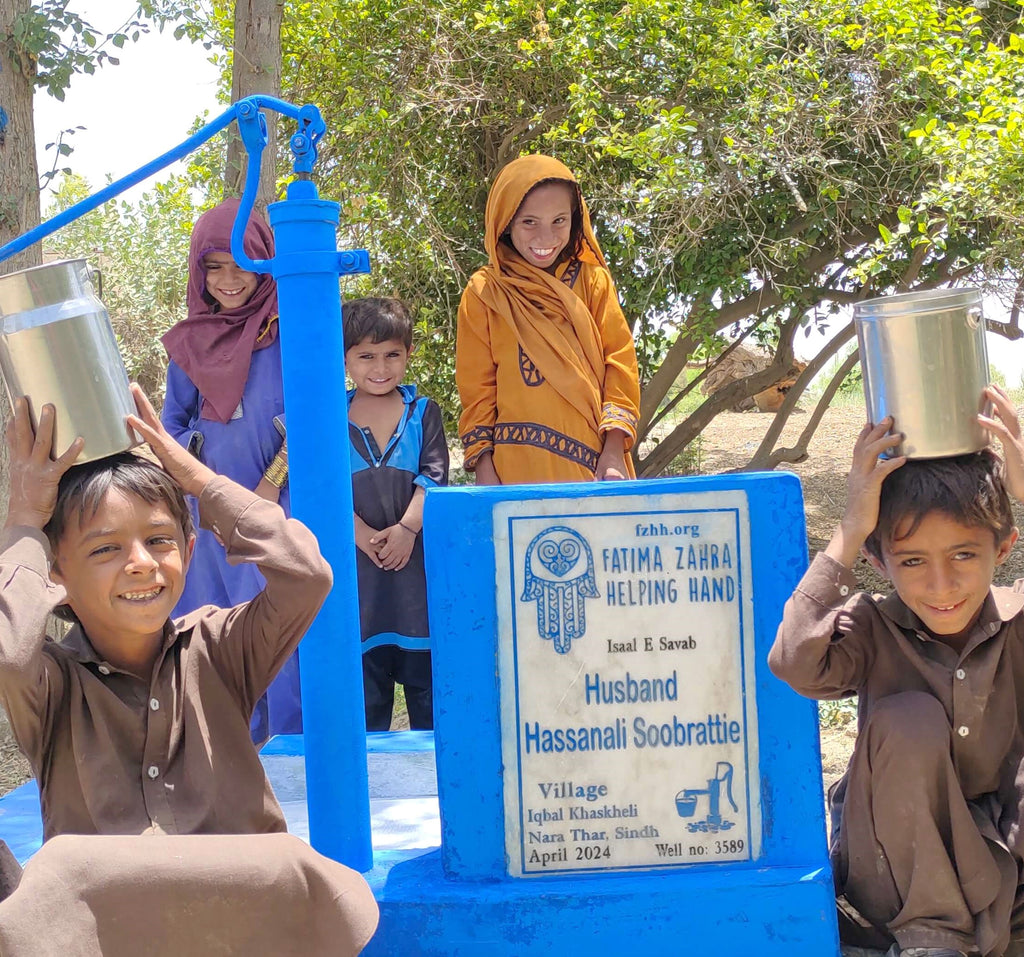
(363, 850, 839, 956)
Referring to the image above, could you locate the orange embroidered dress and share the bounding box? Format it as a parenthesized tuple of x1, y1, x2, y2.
(456, 155, 641, 484)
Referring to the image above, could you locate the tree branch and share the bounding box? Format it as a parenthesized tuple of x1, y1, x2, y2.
(645, 315, 768, 433)
(744, 335, 860, 470)
(637, 313, 802, 476)
(989, 277, 1024, 341)
(639, 219, 887, 434)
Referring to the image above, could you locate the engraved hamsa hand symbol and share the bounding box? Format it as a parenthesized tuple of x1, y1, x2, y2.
(521, 526, 598, 654)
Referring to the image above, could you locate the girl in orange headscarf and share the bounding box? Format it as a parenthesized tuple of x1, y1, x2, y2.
(456, 154, 641, 484)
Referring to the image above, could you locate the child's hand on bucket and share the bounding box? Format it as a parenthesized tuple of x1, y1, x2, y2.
(824, 419, 905, 569)
(980, 383, 1024, 501)
(127, 383, 216, 499)
(3, 398, 83, 530)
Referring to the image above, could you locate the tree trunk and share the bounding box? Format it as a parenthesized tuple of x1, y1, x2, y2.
(0, 0, 42, 524)
(224, 0, 283, 214)
(0, 0, 41, 274)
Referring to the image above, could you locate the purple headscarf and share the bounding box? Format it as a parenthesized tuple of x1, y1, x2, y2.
(162, 198, 278, 423)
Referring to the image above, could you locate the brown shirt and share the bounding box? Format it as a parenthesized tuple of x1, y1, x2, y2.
(0, 476, 332, 841)
(769, 552, 1024, 851)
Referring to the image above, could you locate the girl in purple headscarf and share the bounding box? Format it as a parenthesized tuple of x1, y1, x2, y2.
(161, 198, 300, 743)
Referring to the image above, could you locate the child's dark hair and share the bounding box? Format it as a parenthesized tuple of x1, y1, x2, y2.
(863, 450, 1015, 560)
(343, 297, 413, 352)
(501, 177, 585, 263)
(46, 452, 194, 622)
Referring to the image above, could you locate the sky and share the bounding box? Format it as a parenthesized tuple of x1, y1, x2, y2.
(32, 3, 220, 198)
(31, 4, 1024, 387)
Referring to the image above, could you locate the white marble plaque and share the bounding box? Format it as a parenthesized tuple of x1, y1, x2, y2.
(495, 490, 760, 877)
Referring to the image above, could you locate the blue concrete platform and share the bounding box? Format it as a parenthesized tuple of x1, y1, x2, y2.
(0, 731, 441, 867)
(0, 730, 840, 955)
(363, 852, 837, 956)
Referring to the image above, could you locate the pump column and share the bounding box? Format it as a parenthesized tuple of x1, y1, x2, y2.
(268, 179, 372, 871)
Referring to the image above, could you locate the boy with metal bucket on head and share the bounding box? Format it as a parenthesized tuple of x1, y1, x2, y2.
(770, 384, 1024, 957)
(0, 387, 377, 956)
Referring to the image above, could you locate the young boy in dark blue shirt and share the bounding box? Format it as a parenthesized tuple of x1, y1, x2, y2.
(344, 298, 448, 730)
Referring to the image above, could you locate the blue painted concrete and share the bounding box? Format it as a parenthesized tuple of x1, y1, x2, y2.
(0, 779, 41, 865)
(0, 732, 441, 867)
(378, 472, 841, 955)
(262, 731, 436, 756)
(363, 852, 836, 956)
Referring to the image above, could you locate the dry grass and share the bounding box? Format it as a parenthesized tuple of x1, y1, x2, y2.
(0, 712, 30, 796)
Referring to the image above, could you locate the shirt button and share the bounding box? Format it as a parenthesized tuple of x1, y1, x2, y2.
(839, 585, 850, 596)
(955, 669, 966, 680)
(98, 665, 110, 675)
(147, 765, 160, 779)
(149, 698, 160, 711)
(957, 725, 970, 737)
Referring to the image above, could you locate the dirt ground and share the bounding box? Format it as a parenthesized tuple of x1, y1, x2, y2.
(2, 402, 1018, 799)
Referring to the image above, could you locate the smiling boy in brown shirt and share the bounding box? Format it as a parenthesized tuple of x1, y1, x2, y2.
(770, 384, 1024, 957)
(0, 387, 377, 955)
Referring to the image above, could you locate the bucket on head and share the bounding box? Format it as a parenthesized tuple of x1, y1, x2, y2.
(0, 259, 139, 464)
(853, 287, 991, 459)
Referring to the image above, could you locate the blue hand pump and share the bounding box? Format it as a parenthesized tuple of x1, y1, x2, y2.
(0, 95, 374, 871)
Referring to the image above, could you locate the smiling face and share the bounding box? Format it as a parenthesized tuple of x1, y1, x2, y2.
(506, 181, 576, 273)
(202, 251, 260, 310)
(345, 336, 411, 397)
(868, 510, 1017, 638)
(50, 489, 194, 673)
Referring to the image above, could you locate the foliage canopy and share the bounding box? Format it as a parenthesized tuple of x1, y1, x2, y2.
(221, 0, 1022, 473)
(48, 0, 1024, 473)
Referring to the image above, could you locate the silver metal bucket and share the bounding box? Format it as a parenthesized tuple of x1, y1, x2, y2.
(0, 259, 138, 463)
(853, 288, 990, 458)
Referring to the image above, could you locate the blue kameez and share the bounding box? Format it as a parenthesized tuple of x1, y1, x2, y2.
(161, 337, 301, 742)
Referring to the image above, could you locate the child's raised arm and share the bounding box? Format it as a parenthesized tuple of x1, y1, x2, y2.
(126, 383, 216, 499)
(980, 383, 1024, 502)
(824, 418, 905, 569)
(0, 400, 83, 761)
(5, 400, 84, 531)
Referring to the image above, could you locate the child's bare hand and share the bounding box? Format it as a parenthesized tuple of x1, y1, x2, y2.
(980, 384, 1024, 500)
(253, 477, 282, 504)
(595, 448, 628, 481)
(371, 524, 416, 571)
(5, 398, 84, 530)
(126, 383, 215, 498)
(473, 453, 502, 486)
(354, 517, 384, 569)
(825, 419, 905, 568)
(595, 430, 628, 481)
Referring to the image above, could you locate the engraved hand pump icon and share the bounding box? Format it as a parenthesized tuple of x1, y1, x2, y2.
(675, 761, 738, 833)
